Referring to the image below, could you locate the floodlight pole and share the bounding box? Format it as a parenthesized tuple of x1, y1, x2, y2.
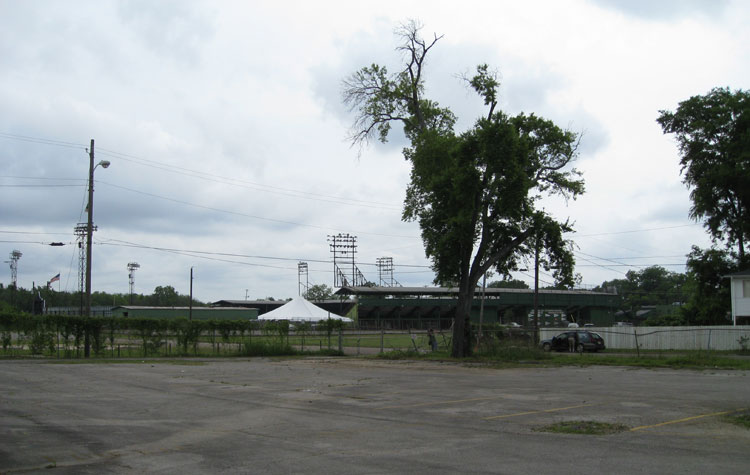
(84, 140, 96, 357)
(85, 139, 95, 322)
(84, 139, 110, 357)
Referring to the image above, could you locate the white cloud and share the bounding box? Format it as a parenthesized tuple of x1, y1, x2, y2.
(1, 0, 747, 301)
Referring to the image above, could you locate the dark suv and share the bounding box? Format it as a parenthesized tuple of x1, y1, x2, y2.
(540, 331, 605, 353)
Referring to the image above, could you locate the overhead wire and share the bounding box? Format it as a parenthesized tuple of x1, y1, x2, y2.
(1, 131, 706, 291)
(0, 132, 86, 150)
(95, 147, 402, 211)
(97, 180, 421, 239)
(97, 236, 434, 270)
(0, 184, 83, 188)
(2, 131, 403, 215)
(569, 223, 700, 237)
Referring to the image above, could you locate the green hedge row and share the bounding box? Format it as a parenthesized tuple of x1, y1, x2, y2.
(0, 310, 347, 357)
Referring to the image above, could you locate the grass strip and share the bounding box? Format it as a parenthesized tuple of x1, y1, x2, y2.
(535, 420, 629, 435)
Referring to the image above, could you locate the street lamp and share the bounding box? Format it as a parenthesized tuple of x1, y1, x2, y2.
(84, 139, 110, 357)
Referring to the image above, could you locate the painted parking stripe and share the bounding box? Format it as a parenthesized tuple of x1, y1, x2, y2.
(484, 403, 594, 420)
(630, 408, 746, 432)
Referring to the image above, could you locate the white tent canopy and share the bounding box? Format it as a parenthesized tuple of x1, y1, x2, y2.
(257, 297, 352, 322)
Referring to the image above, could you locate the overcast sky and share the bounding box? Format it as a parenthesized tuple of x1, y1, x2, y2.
(1, 0, 748, 303)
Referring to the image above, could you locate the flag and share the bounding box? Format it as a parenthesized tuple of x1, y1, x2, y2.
(49, 273, 60, 284)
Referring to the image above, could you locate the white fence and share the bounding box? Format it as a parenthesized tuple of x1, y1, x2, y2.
(540, 326, 750, 351)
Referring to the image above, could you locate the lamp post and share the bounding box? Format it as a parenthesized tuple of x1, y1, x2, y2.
(84, 138, 110, 357)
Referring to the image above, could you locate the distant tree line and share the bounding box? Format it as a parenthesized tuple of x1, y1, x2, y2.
(0, 284, 207, 314)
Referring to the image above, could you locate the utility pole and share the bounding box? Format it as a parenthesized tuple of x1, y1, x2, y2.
(86, 139, 95, 321)
(533, 235, 540, 344)
(83, 139, 110, 357)
(84, 139, 95, 358)
(189, 267, 194, 321)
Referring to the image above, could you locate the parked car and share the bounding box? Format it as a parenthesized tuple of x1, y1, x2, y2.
(540, 331, 606, 353)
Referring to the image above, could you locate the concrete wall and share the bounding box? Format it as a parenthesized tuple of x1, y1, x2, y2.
(540, 326, 750, 351)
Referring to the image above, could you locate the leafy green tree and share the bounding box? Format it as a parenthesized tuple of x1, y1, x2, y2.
(657, 88, 750, 263)
(487, 279, 529, 289)
(595, 266, 688, 320)
(681, 246, 735, 325)
(303, 284, 335, 301)
(151, 285, 180, 306)
(343, 21, 584, 356)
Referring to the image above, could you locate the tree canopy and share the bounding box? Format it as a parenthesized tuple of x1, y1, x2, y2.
(487, 278, 530, 290)
(343, 21, 584, 356)
(303, 284, 335, 301)
(594, 266, 688, 320)
(657, 87, 750, 264)
(681, 246, 735, 325)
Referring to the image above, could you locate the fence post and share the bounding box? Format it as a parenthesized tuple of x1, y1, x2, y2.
(338, 328, 343, 353)
(707, 329, 712, 352)
(381, 328, 384, 354)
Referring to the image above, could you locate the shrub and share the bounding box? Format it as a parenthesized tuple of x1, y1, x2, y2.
(242, 340, 297, 357)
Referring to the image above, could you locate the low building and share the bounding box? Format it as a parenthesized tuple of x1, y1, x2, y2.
(728, 270, 750, 325)
(335, 286, 619, 329)
(111, 306, 258, 320)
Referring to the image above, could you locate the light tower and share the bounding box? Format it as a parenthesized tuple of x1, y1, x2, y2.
(375, 257, 402, 287)
(327, 233, 369, 287)
(74, 224, 88, 315)
(127, 262, 140, 304)
(298, 262, 309, 296)
(7, 250, 22, 288)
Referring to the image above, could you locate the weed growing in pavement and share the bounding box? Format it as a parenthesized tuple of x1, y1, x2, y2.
(724, 411, 750, 429)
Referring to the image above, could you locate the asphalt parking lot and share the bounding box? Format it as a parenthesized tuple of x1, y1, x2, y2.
(1, 358, 748, 474)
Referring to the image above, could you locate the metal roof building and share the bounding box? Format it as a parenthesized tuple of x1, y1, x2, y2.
(335, 286, 620, 329)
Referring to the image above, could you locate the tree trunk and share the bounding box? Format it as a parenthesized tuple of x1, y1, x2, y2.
(451, 286, 475, 357)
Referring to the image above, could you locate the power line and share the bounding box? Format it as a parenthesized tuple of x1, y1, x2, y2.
(0, 230, 75, 236)
(0, 132, 86, 150)
(95, 147, 402, 211)
(575, 263, 686, 267)
(570, 223, 700, 237)
(97, 180, 421, 239)
(0, 175, 83, 182)
(2, 131, 401, 211)
(98, 237, 434, 269)
(575, 250, 687, 269)
(0, 184, 83, 188)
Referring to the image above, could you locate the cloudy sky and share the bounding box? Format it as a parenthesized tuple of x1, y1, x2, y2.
(1, 0, 748, 303)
